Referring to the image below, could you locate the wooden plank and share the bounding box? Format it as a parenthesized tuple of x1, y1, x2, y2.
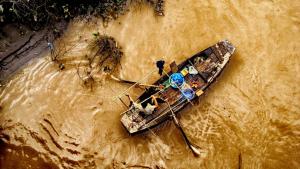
(170, 61, 178, 73)
(211, 46, 224, 62)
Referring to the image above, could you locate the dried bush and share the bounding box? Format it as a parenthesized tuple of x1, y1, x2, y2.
(49, 39, 80, 70)
(77, 33, 123, 89)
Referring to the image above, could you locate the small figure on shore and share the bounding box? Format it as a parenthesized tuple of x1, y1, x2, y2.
(47, 41, 55, 56)
(156, 60, 165, 76)
(59, 63, 65, 70)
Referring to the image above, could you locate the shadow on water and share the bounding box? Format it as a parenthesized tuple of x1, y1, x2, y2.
(238, 152, 242, 169)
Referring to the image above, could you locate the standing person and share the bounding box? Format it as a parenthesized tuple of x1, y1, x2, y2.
(156, 60, 165, 76)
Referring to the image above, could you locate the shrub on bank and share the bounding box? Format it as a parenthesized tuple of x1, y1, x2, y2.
(0, 0, 164, 30)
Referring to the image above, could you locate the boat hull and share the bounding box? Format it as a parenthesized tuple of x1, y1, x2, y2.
(120, 40, 235, 134)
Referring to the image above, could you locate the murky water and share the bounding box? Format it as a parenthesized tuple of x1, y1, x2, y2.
(1, 0, 300, 168)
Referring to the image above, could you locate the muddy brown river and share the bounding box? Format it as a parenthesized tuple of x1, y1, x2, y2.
(1, 1, 300, 168)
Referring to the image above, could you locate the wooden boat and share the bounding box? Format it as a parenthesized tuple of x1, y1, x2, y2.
(120, 40, 235, 134)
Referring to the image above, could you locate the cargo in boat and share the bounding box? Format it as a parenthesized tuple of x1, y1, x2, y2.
(120, 40, 235, 134)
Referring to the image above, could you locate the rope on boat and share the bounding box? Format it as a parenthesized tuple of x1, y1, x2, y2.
(108, 85, 129, 109)
(114, 53, 169, 97)
(119, 68, 197, 115)
(113, 69, 157, 100)
(115, 55, 171, 111)
(117, 58, 198, 115)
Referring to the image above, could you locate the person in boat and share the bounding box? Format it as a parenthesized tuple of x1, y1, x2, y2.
(126, 94, 160, 116)
(156, 60, 165, 76)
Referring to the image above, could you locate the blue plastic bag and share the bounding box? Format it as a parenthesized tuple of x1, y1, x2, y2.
(169, 73, 185, 88)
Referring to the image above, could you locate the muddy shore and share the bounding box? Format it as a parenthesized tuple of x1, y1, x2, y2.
(0, 22, 67, 83)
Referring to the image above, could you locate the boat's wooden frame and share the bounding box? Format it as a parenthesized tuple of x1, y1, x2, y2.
(120, 40, 235, 134)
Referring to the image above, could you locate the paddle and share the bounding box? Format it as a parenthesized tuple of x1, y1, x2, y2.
(166, 101, 201, 156)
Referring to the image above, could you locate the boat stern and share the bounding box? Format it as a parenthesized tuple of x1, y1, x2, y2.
(120, 112, 139, 134)
(221, 39, 236, 55)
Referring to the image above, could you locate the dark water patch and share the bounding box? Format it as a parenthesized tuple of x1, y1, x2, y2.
(0, 140, 59, 169)
(43, 118, 60, 136)
(40, 123, 64, 150)
(238, 152, 242, 169)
